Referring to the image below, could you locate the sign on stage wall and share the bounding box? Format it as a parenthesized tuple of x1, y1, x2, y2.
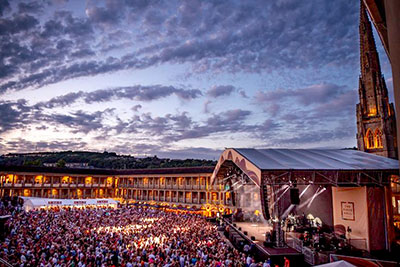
(341, 201, 355, 221)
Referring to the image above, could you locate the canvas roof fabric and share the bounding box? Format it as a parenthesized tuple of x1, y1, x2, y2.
(315, 260, 356, 267)
(234, 148, 399, 170)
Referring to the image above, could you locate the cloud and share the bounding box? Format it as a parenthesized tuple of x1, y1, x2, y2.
(163, 109, 253, 142)
(43, 109, 113, 134)
(239, 90, 249, 98)
(102, 109, 256, 144)
(157, 147, 221, 160)
(203, 100, 211, 113)
(33, 85, 202, 110)
(3, 138, 88, 154)
(207, 85, 236, 98)
(84, 85, 202, 103)
(18, 2, 43, 14)
(132, 104, 142, 112)
(0, 100, 31, 133)
(0, 1, 366, 156)
(274, 125, 355, 146)
(251, 82, 358, 146)
(0, 1, 360, 93)
(0, 14, 39, 35)
(85, 1, 125, 26)
(255, 83, 354, 118)
(256, 83, 345, 106)
(0, 0, 10, 16)
(36, 91, 86, 109)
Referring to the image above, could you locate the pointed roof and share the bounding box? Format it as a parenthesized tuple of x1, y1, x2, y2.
(359, 0, 381, 77)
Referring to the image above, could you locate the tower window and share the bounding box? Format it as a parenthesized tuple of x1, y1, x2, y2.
(375, 129, 383, 148)
(365, 129, 375, 149)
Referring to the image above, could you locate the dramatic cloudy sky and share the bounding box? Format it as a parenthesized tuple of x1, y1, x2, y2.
(0, 0, 394, 159)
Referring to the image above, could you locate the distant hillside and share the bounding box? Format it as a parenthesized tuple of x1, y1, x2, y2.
(0, 151, 216, 169)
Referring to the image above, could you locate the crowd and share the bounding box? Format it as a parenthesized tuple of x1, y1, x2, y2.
(0, 206, 273, 266)
(0, 196, 22, 216)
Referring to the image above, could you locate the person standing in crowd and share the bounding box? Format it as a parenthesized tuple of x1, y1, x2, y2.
(284, 256, 290, 267)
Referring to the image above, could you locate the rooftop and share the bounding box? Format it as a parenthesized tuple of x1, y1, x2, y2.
(234, 148, 399, 171)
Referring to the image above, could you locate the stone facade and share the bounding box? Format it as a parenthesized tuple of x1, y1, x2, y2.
(356, 2, 397, 159)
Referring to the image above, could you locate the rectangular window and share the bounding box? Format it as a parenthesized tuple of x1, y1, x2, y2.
(398, 200, 400, 214)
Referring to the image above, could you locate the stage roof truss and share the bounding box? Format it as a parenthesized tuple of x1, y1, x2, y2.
(361, 171, 382, 186)
(315, 171, 338, 186)
(212, 149, 398, 189)
(214, 160, 260, 188)
(261, 170, 393, 187)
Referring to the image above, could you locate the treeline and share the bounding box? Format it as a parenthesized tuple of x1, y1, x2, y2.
(0, 151, 216, 169)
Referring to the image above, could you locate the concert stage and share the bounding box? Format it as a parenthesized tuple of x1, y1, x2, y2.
(235, 222, 301, 256)
(213, 148, 398, 254)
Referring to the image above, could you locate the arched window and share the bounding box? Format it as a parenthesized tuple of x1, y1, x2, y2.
(366, 129, 375, 149)
(375, 129, 383, 148)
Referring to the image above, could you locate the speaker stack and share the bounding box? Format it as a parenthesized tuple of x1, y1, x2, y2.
(290, 188, 300, 205)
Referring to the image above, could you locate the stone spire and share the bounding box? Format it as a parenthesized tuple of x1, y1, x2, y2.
(356, 1, 397, 159)
(359, 1, 381, 79)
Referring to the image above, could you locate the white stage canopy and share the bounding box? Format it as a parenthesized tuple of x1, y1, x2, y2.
(211, 148, 399, 186)
(315, 260, 356, 267)
(20, 197, 118, 212)
(234, 148, 398, 170)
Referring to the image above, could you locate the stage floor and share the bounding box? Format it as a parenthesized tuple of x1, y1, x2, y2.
(234, 221, 301, 256)
(235, 221, 272, 243)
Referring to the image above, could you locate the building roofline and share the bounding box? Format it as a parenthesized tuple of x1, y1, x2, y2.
(0, 165, 215, 176)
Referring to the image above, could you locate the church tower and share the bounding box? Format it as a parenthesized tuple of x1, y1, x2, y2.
(356, 1, 397, 159)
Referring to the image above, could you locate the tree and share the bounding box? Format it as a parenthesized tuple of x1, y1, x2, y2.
(56, 159, 66, 168)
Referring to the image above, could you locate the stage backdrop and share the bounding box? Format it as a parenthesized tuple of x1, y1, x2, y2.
(332, 187, 369, 251)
